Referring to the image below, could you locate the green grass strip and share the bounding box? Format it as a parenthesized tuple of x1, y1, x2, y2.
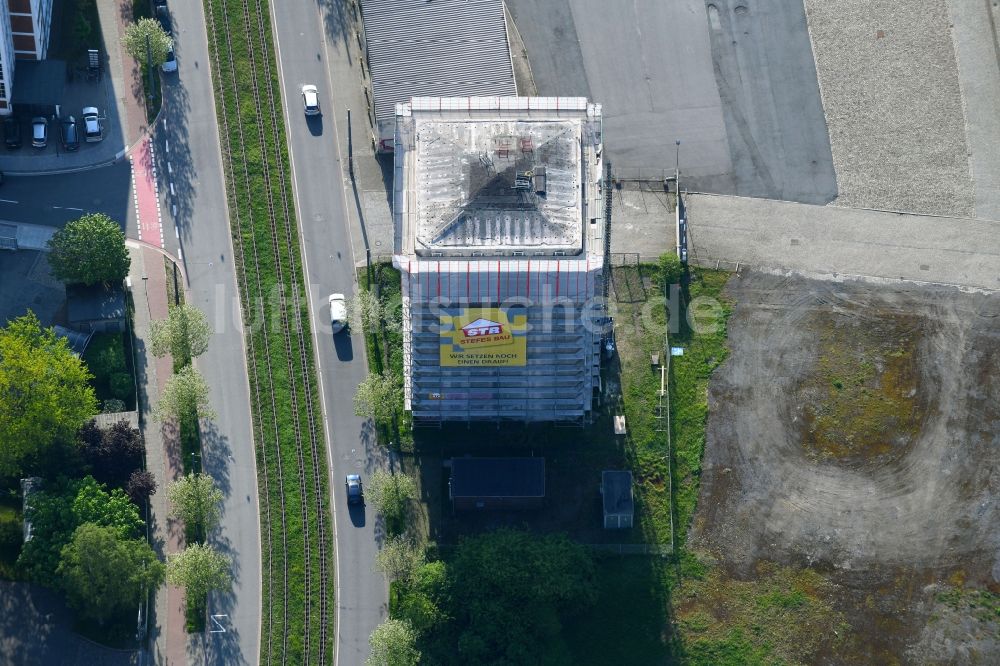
(201, 0, 332, 662)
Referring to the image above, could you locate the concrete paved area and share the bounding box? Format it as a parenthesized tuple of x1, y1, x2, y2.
(947, 0, 1000, 219)
(685, 194, 1000, 291)
(0, 250, 64, 326)
(506, 0, 836, 202)
(0, 581, 138, 665)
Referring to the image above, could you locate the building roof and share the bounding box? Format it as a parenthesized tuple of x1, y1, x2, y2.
(361, 0, 516, 132)
(66, 283, 126, 324)
(11, 60, 67, 109)
(395, 97, 604, 258)
(450, 457, 545, 498)
(602, 471, 634, 516)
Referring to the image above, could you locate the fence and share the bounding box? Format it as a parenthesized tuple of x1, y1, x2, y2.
(586, 543, 673, 556)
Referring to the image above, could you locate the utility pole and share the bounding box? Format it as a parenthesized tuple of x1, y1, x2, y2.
(347, 108, 354, 178)
(146, 33, 154, 108)
(674, 140, 681, 192)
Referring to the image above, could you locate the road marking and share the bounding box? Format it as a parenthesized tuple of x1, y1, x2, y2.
(168, 162, 173, 174)
(0, 198, 18, 204)
(209, 614, 228, 633)
(165, 139, 170, 153)
(175, 225, 179, 238)
(170, 182, 175, 197)
(66, 207, 84, 212)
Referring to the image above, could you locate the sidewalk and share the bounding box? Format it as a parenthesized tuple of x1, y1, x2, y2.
(128, 242, 187, 666)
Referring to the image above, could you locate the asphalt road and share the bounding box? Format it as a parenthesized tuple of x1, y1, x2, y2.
(506, 0, 836, 203)
(154, 1, 262, 664)
(0, 163, 133, 233)
(269, 2, 387, 664)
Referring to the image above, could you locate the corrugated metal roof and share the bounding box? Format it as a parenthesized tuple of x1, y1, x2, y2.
(361, 0, 517, 128)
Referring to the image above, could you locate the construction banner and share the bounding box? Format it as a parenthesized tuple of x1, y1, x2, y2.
(439, 307, 527, 367)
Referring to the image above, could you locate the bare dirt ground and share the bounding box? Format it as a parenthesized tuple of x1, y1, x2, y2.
(690, 272, 1000, 662)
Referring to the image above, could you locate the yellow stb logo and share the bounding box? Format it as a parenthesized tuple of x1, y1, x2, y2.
(440, 308, 527, 367)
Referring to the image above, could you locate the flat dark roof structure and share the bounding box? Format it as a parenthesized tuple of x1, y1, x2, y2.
(602, 470, 634, 529)
(11, 60, 66, 112)
(67, 282, 126, 326)
(449, 457, 545, 498)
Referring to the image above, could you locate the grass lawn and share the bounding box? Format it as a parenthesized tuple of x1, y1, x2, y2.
(203, 0, 331, 658)
(565, 555, 676, 663)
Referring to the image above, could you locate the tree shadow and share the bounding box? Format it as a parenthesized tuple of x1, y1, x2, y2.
(199, 419, 233, 500)
(154, 59, 195, 246)
(314, 0, 354, 62)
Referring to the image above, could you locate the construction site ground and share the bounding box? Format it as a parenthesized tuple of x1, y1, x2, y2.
(687, 272, 1000, 663)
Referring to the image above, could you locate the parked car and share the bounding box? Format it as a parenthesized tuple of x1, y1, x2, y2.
(328, 293, 347, 333)
(162, 47, 177, 73)
(61, 117, 80, 151)
(31, 117, 47, 148)
(156, 5, 173, 35)
(302, 84, 320, 116)
(4, 117, 21, 149)
(345, 474, 363, 505)
(82, 108, 102, 142)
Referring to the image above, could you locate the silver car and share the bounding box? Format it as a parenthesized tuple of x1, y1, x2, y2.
(302, 84, 320, 116)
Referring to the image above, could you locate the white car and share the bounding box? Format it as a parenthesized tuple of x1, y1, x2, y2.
(162, 47, 177, 73)
(328, 293, 347, 333)
(302, 84, 320, 116)
(82, 107, 102, 142)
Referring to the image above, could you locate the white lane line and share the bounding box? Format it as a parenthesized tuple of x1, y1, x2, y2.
(167, 162, 173, 174)
(66, 207, 84, 212)
(0, 198, 18, 204)
(170, 182, 175, 197)
(175, 225, 179, 238)
(165, 139, 170, 153)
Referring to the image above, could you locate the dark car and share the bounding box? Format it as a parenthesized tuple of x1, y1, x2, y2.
(4, 117, 22, 149)
(156, 5, 172, 35)
(61, 117, 80, 151)
(345, 474, 363, 505)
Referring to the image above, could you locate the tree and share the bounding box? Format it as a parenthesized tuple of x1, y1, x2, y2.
(126, 470, 157, 505)
(347, 290, 383, 334)
(121, 17, 172, 67)
(46, 214, 130, 285)
(353, 372, 402, 424)
(374, 534, 424, 583)
(167, 473, 223, 542)
(72, 476, 145, 540)
(367, 469, 416, 535)
(57, 523, 164, 623)
(78, 418, 144, 488)
(149, 303, 212, 366)
(155, 365, 215, 422)
(395, 560, 450, 635)
(166, 542, 231, 605)
(658, 251, 685, 285)
(367, 618, 420, 666)
(448, 529, 597, 664)
(18, 476, 145, 582)
(0, 313, 97, 477)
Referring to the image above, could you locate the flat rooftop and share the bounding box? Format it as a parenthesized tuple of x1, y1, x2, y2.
(395, 97, 604, 258)
(414, 118, 582, 252)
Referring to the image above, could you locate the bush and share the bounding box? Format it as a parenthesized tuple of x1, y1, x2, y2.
(126, 470, 157, 505)
(109, 372, 133, 401)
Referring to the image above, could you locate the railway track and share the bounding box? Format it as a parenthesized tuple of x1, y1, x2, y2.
(204, 0, 332, 663)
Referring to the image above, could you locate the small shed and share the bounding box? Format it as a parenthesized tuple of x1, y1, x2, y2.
(449, 457, 545, 511)
(67, 283, 126, 333)
(601, 470, 634, 529)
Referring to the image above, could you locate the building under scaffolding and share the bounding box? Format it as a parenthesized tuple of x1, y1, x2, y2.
(393, 96, 605, 425)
